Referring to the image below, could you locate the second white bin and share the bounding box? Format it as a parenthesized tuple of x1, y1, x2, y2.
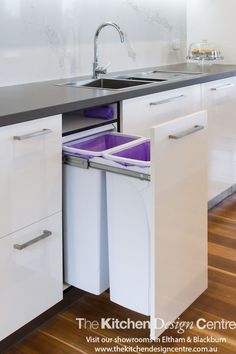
(103, 141, 151, 315)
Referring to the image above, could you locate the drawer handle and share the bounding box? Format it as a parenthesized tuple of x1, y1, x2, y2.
(13, 230, 52, 250)
(149, 94, 185, 106)
(169, 125, 204, 140)
(211, 83, 235, 91)
(13, 129, 52, 141)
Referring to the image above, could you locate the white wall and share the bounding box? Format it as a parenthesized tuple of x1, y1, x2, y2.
(0, 0, 187, 86)
(187, 0, 236, 64)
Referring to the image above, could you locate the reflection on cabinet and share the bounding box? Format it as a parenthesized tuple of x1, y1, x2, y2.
(121, 85, 202, 137)
(203, 77, 236, 202)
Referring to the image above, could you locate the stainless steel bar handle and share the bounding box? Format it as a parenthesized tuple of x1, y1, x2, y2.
(13, 230, 52, 250)
(211, 83, 235, 91)
(149, 94, 185, 106)
(169, 125, 204, 140)
(13, 129, 52, 140)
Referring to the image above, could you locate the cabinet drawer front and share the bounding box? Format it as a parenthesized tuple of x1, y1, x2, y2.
(202, 77, 236, 200)
(150, 111, 208, 339)
(121, 85, 202, 137)
(0, 115, 62, 238)
(0, 213, 63, 340)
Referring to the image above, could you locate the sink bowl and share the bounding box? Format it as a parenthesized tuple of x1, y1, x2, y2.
(56, 69, 204, 91)
(58, 78, 156, 90)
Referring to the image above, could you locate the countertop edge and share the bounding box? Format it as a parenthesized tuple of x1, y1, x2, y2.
(1, 65, 236, 127)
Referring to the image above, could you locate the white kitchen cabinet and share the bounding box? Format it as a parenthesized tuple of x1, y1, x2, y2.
(121, 85, 202, 137)
(0, 114, 63, 341)
(0, 115, 62, 238)
(202, 77, 236, 201)
(0, 212, 63, 341)
(150, 111, 207, 338)
(64, 111, 208, 339)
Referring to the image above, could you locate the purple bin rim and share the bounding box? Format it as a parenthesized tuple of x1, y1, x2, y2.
(63, 132, 145, 157)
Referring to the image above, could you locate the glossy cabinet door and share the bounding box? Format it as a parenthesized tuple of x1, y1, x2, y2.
(202, 77, 236, 201)
(150, 111, 208, 339)
(0, 212, 63, 341)
(0, 115, 62, 238)
(121, 85, 202, 138)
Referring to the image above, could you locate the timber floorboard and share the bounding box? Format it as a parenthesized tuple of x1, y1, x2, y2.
(5, 194, 236, 354)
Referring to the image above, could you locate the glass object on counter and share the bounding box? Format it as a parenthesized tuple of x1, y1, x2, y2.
(187, 40, 223, 65)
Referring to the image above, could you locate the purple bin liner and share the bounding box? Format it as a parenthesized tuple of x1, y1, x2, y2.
(110, 141, 150, 167)
(64, 133, 140, 157)
(84, 105, 114, 120)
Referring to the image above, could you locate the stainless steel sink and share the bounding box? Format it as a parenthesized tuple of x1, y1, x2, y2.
(57, 69, 204, 91)
(117, 70, 204, 82)
(57, 78, 159, 90)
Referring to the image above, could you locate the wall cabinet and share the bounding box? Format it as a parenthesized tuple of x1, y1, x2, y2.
(121, 85, 202, 138)
(202, 77, 236, 201)
(0, 115, 63, 341)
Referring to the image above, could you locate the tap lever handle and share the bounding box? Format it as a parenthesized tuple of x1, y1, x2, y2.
(94, 62, 111, 77)
(96, 66, 107, 75)
(103, 62, 111, 70)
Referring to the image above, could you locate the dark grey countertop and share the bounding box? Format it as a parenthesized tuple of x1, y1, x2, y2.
(1, 63, 236, 127)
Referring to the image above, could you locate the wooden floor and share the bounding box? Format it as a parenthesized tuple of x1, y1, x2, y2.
(6, 195, 236, 354)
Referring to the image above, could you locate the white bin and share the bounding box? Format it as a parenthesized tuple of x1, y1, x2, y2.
(63, 129, 144, 295)
(103, 141, 151, 314)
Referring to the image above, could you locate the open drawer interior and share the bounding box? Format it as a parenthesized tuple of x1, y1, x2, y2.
(62, 103, 119, 136)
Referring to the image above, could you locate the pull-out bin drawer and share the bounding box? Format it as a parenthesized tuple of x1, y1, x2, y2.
(63, 131, 144, 295)
(63, 112, 208, 340)
(102, 111, 208, 339)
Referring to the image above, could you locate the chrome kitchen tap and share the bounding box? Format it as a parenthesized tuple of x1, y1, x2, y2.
(93, 22, 125, 79)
